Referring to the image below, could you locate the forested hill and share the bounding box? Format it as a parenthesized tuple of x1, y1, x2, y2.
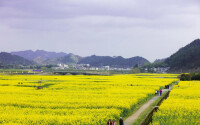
(43, 54, 82, 65)
(78, 55, 149, 68)
(166, 39, 200, 71)
(0, 52, 35, 66)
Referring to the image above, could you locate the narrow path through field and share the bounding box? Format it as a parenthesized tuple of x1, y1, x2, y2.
(124, 85, 174, 125)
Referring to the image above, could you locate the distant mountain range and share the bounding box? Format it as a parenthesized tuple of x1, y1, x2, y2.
(1, 38, 200, 71)
(9, 50, 150, 68)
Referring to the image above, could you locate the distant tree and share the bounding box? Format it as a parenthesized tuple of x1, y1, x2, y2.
(134, 64, 139, 68)
(191, 73, 200, 80)
(180, 73, 191, 81)
(131, 67, 141, 74)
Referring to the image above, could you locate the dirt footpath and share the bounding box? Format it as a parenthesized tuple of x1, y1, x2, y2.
(124, 88, 171, 125)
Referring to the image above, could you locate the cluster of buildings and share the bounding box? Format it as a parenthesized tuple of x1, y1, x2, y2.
(52, 64, 169, 73)
(52, 64, 132, 71)
(144, 67, 170, 73)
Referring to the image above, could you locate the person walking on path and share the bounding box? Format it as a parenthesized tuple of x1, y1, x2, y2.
(155, 90, 158, 95)
(107, 119, 112, 125)
(119, 117, 124, 125)
(160, 89, 162, 96)
(112, 119, 116, 125)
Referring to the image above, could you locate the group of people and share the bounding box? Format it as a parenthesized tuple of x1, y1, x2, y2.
(18, 82, 23, 85)
(155, 89, 162, 96)
(107, 117, 123, 125)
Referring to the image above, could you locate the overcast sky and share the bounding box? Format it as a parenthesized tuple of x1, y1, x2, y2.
(0, 0, 200, 62)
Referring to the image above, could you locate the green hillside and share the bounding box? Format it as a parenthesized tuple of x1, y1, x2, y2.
(0, 52, 35, 66)
(166, 39, 200, 72)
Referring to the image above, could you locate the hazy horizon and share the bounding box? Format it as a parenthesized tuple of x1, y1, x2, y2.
(0, 0, 200, 62)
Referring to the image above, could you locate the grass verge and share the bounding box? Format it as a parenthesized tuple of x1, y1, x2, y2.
(133, 92, 168, 125)
(115, 94, 155, 125)
(133, 80, 180, 125)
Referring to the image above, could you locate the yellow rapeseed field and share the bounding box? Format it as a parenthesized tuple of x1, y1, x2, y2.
(0, 74, 178, 125)
(152, 81, 200, 125)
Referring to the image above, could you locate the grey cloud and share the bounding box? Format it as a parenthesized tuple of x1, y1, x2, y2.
(0, 0, 200, 61)
(1, 0, 199, 19)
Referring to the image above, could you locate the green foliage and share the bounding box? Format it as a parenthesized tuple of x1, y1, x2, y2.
(180, 73, 200, 81)
(191, 73, 200, 80)
(143, 61, 168, 69)
(131, 67, 141, 74)
(180, 73, 191, 81)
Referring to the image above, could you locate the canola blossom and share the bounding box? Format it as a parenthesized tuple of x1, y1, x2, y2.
(0, 74, 178, 125)
(152, 81, 200, 125)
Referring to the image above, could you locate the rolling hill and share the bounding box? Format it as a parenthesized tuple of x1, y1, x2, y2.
(165, 39, 200, 72)
(0, 52, 35, 66)
(43, 54, 82, 65)
(11, 50, 68, 64)
(78, 55, 149, 68)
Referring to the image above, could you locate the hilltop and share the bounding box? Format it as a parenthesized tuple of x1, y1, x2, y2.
(166, 39, 200, 72)
(142, 38, 200, 73)
(11, 50, 68, 64)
